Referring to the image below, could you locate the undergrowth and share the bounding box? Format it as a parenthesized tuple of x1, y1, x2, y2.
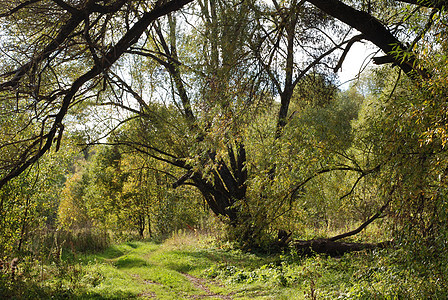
(1, 231, 447, 299)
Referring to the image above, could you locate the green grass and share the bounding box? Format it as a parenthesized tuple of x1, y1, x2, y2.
(2, 231, 448, 299)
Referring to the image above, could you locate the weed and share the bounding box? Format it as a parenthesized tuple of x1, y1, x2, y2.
(2, 232, 448, 299)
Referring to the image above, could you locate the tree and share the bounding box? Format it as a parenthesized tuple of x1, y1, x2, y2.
(58, 172, 90, 231)
(0, 139, 77, 257)
(97, 0, 385, 248)
(1, 0, 447, 251)
(0, 0, 194, 190)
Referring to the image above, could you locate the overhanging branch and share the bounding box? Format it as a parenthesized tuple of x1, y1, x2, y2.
(306, 0, 430, 79)
(329, 187, 395, 241)
(0, 0, 195, 190)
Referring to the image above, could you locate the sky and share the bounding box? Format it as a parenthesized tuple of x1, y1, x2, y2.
(336, 42, 379, 89)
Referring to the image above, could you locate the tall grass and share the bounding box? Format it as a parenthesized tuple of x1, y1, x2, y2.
(2, 229, 447, 299)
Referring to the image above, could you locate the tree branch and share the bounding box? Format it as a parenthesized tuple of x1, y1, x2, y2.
(0, 0, 194, 189)
(395, 0, 448, 9)
(0, 0, 41, 18)
(329, 187, 395, 241)
(334, 35, 364, 73)
(306, 0, 430, 79)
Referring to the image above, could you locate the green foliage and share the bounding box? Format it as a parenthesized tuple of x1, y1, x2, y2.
(353, 57, 448, 240)
(2, 4, 448, 298)
(58, 173, 90, 230)
(0, 254, 104, 299)
(293, 73, 339, 109)
(0, 140, 78, 258)
(237, 80, 366, 243)
(4, 234, 447, 299)
(55, 143, 209, 241)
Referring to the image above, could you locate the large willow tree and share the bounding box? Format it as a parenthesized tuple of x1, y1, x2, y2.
(1, 0, 446, 249)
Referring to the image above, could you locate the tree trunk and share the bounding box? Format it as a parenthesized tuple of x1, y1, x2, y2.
(138, 215, 145, 238)
(189, 142, 247, 224)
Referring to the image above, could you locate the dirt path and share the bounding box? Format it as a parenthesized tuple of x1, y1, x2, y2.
(182, 273, 233, 300)
(133, 271, 233, 299)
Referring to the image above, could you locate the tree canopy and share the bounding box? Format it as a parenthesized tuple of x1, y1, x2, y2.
(1, 0, 448, 252)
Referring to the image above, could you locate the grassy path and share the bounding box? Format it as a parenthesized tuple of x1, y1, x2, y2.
(77, 233, 307, 299)
(181, 273, 233, 299)
(63, 233, 446, 300)
(2, 232, 445, 298)
(80, 238, 237, 299)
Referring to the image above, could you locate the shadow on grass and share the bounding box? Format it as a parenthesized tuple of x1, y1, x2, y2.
(98, 245, 126, 259)
(115, 256, 149, 268)
(126, 241, 139, 249)
(159, 248, 269, 273)
(77, 290, 139, 299)
(1, 282, 140, 300)
(95, 240, 158, 260)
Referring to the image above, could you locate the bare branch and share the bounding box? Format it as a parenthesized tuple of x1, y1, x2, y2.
(0, 0, 195, 189)
(0, 0, 41, 18)
(334, 35, 364, 73)
(306, 0, 430, 79)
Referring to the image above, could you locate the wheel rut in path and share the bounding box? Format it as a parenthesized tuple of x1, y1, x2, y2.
(182, 272, 233, 300)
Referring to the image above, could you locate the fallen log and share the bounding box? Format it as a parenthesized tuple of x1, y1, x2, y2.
(292, 238, 391, 257)
(282, 194, 394, 256)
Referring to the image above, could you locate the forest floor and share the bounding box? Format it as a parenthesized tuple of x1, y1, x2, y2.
(3, 231, 447, 299)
